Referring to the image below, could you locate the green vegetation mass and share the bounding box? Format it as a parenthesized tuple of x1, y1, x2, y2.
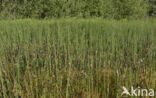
(0, 0, 155, 19)
(0, 19, 155, 97)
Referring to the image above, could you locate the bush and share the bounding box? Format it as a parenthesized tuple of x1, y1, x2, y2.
(149, 0, 156, 17)
(0, 0, 151, 19)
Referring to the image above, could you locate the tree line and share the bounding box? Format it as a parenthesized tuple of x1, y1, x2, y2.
(0, 0, 155, 19)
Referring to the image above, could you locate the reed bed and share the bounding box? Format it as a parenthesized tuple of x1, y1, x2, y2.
(0, 19, 155, 98)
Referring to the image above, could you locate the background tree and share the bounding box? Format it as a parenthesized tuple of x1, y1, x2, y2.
(0, 0, 154, 19)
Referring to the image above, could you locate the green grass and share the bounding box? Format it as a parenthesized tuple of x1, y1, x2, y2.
(0, 19, 155, 98)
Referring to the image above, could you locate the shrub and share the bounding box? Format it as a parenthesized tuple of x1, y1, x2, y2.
(0, 0, 151, 19)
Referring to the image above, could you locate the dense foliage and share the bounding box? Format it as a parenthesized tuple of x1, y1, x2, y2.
(0, 0, 154, 19)
(0, 19, 155, 97)
(149, 0, 156, 17)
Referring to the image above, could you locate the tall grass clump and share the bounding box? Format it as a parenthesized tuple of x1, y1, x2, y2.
(0, 19, 155, 98)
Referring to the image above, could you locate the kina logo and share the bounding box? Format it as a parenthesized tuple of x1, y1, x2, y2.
(121, 86, 154, 97)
